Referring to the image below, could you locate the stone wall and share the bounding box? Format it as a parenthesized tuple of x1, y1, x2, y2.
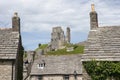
(0, 61, 13, 80)
(51, 27, 66, 50)
(43, 75, 63, 80)
(82, 64, 91, 80)
(50, 27, 71, 51)
(30, 75, 83, 80)
(66, 27, 70, 43)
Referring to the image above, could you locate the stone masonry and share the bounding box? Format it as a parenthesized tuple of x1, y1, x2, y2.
(0, 61, 12, 80)
(66, 27, 70, 43)
(90, 4, 98, 30)
(50, 26, 70, 50)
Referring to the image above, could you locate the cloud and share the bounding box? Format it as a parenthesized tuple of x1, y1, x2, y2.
(0, 0, 120, 50)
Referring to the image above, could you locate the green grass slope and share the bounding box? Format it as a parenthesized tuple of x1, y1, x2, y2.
(47, 45, 84, 55)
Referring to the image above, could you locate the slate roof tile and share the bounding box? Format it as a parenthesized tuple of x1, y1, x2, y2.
(0, 28, 19, 59)
(82, 26, 120, 61)
(31, 55, 82, 75)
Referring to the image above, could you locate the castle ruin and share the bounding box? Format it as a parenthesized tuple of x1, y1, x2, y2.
(50, 26, 70, 50)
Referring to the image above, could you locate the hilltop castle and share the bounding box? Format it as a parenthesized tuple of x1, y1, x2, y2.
(0, 4, 120, 80)
(50, 26, 70, 50)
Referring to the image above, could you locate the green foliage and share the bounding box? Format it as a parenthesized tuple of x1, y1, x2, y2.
(47, 48, 67, 55)
(47, 45, 84, 55)
(39, 44, 48, 49)
(73, 45, 84, 53)
(83, 60, 120, 80)
(36, 44, 48, 51)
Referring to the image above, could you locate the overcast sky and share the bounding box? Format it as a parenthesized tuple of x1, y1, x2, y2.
(0, 0, 120, 50)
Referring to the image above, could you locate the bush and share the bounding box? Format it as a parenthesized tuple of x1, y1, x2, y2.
(83, 60, 120, 80)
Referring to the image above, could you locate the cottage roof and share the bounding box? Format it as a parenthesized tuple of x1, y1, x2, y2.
(31, 55, 82, 75)
(82, 26, 120, 61)
(0, 28, 19, 59)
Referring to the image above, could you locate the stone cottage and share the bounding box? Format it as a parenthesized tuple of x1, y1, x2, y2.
(0, 12, 23, 80)
(81, 4, 120, 79)
(30, 55, 83, 80)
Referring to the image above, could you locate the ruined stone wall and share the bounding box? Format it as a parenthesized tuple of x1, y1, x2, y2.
(51, 27, 65, 50)
(0, 61, 13, 80)
(66, 27, 70, 43)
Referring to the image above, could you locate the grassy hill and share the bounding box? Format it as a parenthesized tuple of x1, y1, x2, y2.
(35, 44, 48, 51)
(35, 44, 84, 55)
(47, 45, 84, 55)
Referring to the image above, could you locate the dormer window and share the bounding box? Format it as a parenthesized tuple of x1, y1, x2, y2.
(37, 60, 45, 69)
(37, 64, 43, 69)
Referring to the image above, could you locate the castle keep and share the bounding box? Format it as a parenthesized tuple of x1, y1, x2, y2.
(50, 27, 70, 50)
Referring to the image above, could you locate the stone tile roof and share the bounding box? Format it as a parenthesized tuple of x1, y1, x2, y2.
(31, 55, 82, 75)
(0, 28, 19, 59)
(82, 26, 120, 61)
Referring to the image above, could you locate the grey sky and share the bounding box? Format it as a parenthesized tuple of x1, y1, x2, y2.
(0, 0, 120, 50)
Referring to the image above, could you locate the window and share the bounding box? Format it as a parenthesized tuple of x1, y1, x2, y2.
(37, 60, 45, 69)
(38, 64, 44, 69)
(64, 75, 69, 80)
(38, 75, 43, 80)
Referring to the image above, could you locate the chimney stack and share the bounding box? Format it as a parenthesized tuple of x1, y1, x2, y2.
(90, 4, 98, 30)
(12, 12, 20, 33)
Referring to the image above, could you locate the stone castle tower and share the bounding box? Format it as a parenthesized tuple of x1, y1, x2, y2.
(50, 26, 71, 50)
(90, 4, 98, 30)
(66, 27, 70, 43)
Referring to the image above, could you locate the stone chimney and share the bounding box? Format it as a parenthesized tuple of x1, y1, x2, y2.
(66, 27, 70, 43)
(12, 12, 20, 33)
(90, 4, 98, 30)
